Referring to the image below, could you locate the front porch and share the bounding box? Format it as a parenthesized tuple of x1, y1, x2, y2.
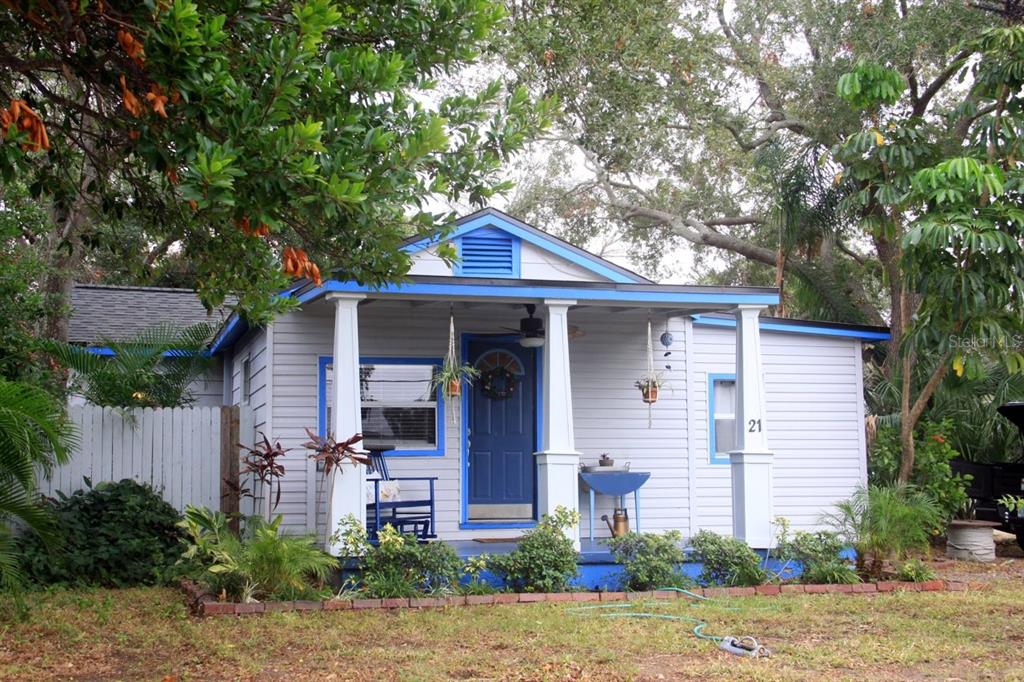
(312, 276, 780, 551)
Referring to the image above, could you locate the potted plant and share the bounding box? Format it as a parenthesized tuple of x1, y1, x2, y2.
(433, 360, 479, 400)
(435, 313, 479, 403)
(634, 374, 665, 404)
(946, 499, 1000, 563)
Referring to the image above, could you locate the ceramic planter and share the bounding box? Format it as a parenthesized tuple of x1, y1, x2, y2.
(446, 378, 462, 399)
(640, 385, 659, 404)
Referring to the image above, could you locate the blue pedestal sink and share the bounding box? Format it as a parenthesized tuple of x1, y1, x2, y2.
(578, 471, 651, 542)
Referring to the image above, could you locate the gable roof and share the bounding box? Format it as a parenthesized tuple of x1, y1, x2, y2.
(68, 283, 234, 344)
(401, 207, 653, 284)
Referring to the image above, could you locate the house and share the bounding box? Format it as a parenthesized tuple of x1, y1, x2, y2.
(68, 208, 888, 553)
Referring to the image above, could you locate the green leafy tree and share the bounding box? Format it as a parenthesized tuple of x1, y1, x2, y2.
(45, 322, 215, 408)
(869, 419, 968, 520)
(500, 3, 1024, 478)
(0, 377, 74, 591)
(0, 0, 553, 333)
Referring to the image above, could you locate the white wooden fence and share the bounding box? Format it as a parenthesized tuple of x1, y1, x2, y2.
(39, 404, 244, 514)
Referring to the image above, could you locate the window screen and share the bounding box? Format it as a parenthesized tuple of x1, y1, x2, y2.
(324, 361, 439, 452)
(712, 377, 736, 463)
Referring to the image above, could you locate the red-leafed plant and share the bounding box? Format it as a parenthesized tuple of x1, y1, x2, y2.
(240, 434, 289, 522)
(303, 429, 370, 532)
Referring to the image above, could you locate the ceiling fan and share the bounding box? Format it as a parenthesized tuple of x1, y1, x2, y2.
(501, 304, 584, 348)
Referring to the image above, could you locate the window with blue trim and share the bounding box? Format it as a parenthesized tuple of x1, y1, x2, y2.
(321, 357, 444, 456)
(709, 374, 736, 464)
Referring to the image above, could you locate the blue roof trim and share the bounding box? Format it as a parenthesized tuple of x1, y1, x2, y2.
(85, 346, 209, 358)
(209, 314, 247, 355)
(691, 314, 891, 341)
(297, 279, 779, 306)
(402, 210, 643, 284)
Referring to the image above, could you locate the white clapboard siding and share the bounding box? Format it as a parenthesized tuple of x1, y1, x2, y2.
(39, 405, 224, 512)
(688, 326, 868, 535)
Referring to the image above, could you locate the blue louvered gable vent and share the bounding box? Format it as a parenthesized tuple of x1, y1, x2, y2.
(456, 228, 519, 277)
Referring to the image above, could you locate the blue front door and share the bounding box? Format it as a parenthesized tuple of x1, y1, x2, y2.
(467, 339, 537, 521)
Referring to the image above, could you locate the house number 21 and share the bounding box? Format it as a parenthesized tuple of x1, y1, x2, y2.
(747, 419, 762, 433)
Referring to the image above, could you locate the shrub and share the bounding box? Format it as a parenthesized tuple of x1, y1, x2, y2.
(488, 506, 579, 593)
(178, 506, 337, 601)
(776, 525, 860, 585)
(19, 479, 183, 587)
(689, 530, 766, 587)
(869, 420, 969, 520)
(334, 518, 462, 598)
(802, 559, 861, 585)
(606, 530, 691, 591)
(896, 558, 936, 582)
(825, 484, 943, 579)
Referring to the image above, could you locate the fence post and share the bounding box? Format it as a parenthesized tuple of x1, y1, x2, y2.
(220, 405, 241, 533)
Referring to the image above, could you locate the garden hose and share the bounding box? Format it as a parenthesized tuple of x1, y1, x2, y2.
(567, 587, 772, 659)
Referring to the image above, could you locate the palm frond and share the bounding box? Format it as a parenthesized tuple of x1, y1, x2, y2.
(43, 322, 215, 408)
(0, 378, 75, 486)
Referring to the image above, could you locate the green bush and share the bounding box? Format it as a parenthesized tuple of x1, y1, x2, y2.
(776, 526, 860, 585)
(896, 558, 936, 582)
(689, 530, 766, 587)
(334, 519, 463, 598)
(19, 479, 183, 587)
(488, 506, 579, 593)
(826, 484, 943, 579)
(869, 419, 969, 520)
(606, 530, 691, 591)
(178, 506, 337, 601)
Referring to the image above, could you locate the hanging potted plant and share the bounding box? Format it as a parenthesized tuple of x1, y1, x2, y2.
(635, 374, 665, 404)
(432, 313, 479, 404)
(433, 360, 479, 400)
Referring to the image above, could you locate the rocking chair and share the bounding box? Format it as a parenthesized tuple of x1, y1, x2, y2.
(364, 441, 437, 541)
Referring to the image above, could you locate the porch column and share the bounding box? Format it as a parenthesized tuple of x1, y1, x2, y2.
(326, 293, 366, 554)
(535, 299, 581, 550)
(729, 304, 774, 548)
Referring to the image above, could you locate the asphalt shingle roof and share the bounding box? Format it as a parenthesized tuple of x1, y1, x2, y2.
(68, 283, 233, 344)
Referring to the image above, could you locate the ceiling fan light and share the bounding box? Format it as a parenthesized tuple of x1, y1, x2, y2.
(519, 336, 544, 348)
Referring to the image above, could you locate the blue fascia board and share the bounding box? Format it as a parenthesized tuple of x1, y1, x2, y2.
(209, 314, 247, 355)
(403, 212, 640, 284)
(85, 346, 209, 358)
(298, 279, 779, 307)
(691, 314, 891, 341)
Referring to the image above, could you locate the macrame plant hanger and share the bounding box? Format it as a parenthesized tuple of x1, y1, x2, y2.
(645, 313, 655, 428)
(445, 304, 459, 422)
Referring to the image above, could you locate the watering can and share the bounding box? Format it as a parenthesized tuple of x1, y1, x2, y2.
(602, 508, 630, 537)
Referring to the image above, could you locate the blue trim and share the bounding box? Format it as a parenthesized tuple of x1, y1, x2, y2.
(458, 521, 538, 530)
(403, 212, 639, 284)
(85, 346, 208, 358)
(317, 355, 445, 457)
(209, 315, 247, 355)
(453, 228, 521, 279)
(297, 280, 779, 306)
(692, 314, 890, 341)
(708, 373, 736, 465)
(459, 334, 543, 529)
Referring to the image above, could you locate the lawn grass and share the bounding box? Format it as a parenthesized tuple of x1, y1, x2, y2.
(2, 576, 1024, 681)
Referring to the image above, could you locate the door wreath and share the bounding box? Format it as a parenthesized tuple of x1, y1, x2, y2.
(480, 366, 517, 400)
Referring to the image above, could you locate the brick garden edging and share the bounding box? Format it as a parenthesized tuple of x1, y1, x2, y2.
(180, 578, 971, 617)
